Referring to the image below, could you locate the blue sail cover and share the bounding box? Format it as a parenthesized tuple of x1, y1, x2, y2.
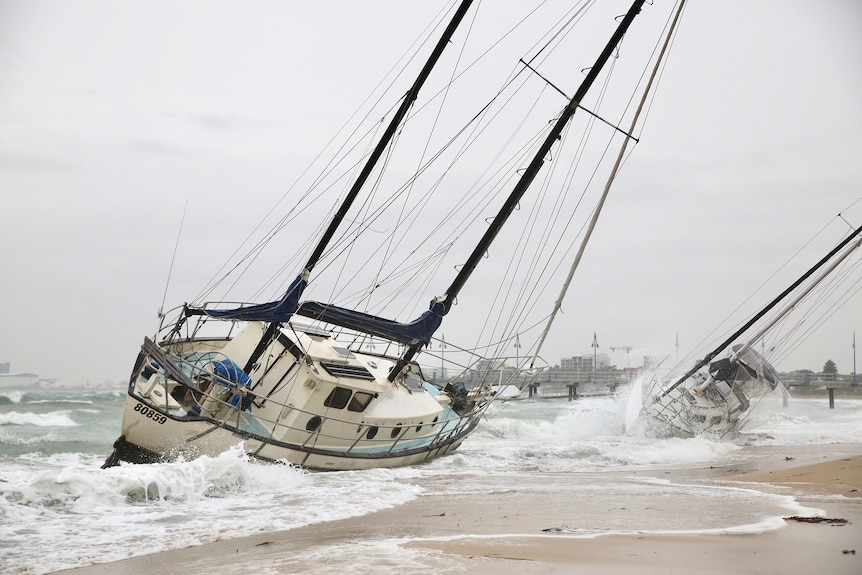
(296, 297, 450, 348)
(205, 274, 308, 322)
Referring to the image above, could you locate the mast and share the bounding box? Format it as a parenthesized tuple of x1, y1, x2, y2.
(302, 0, 475, 275)
(388, 0, 648, 381)
(658, 222, 862, 400)
(229, 0, 474, 374)
(736, 231, 862, 356)
(527, 0, 686, 371)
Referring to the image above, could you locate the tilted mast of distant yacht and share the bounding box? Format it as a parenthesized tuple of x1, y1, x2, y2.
(657, 221, 862, 400)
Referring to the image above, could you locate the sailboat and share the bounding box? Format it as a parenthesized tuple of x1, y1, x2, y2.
(103, 0, 682, 471)
(641, 222, 862, 440)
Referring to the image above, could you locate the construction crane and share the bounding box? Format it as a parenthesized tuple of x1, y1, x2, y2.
(610, 346, 633, 368)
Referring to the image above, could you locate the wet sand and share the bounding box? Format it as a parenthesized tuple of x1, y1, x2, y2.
(54, 448, 862, 575)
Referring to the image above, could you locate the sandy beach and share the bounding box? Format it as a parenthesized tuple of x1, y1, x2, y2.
(54, 445, 861, 575)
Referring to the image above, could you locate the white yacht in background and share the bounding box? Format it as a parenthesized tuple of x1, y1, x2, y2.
(642, 222, 862, 440)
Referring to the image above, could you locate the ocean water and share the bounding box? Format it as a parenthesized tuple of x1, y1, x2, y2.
(2, 383, 861, 575)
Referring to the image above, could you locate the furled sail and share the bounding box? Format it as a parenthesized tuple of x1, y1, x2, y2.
(203, 272, 308, 322)
(295, 297, 450, 347)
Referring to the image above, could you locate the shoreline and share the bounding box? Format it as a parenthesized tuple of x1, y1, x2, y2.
(53, 448, 862, 575)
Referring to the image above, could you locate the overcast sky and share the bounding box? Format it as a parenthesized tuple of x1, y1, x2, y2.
(2, 0, 861, 384)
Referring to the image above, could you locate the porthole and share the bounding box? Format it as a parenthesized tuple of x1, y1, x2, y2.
(432, 415, 439, 427)
(306, 416, 322, 432)
(390, 424, 403, 439)
(415, 422, 423, 433)
(366, 426, 378, 440)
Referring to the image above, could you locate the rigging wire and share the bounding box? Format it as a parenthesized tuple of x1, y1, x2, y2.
(290, 1, 605, 317)
(178, 3, 701, 388)
(370, 1, 483, 304)
(521, 0, 689, 374)
(675, 211, 862, 375)
(189, 2, 459, 305)
(159, 200, 189, 318)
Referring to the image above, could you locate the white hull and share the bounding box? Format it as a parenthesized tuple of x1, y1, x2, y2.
(109, 398, 471, 470)
(641, 346, 781, 440)
(643, 379, 745, 439)
(104, 319, 485, 471)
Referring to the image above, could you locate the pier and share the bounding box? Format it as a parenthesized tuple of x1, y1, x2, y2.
(432, 369, 626, 400)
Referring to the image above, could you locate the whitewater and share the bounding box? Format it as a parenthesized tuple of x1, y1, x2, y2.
(2, 382, 860, 575)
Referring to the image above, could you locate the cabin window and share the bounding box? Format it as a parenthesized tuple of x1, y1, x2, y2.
(366, 426, 378, 440)
(347, 391, 374, 413)
(390, 423, 403, 439)
(324, 386, 352, 409)
(415, 422, 423, 433)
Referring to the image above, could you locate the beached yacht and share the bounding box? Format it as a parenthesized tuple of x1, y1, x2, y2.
(641, 222, 862, 439)
(103, 0, 686, 470)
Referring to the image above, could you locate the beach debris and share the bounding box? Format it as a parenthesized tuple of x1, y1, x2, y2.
(785, 516, 849, 525)
(484, 553, 535, 562)
(542, 525, 576, 533)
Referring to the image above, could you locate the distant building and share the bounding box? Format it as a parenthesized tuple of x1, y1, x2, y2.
(474, 358, 507, 374)
(560, 353, 611, 371)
